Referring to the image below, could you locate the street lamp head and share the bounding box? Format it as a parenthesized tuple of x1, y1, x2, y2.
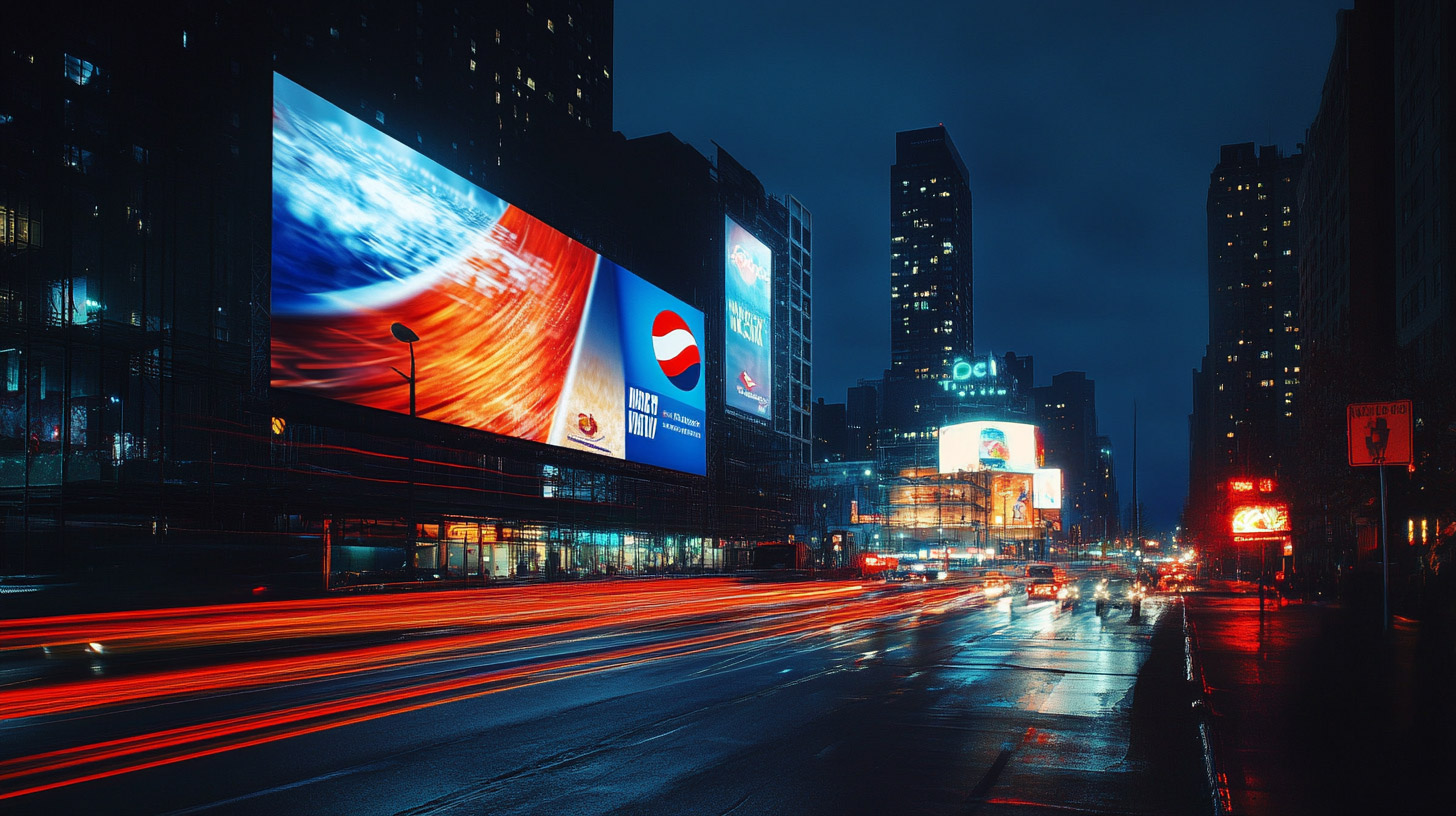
(390, 322, 419, 344)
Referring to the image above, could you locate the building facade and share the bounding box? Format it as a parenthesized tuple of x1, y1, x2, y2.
(888, 126, 973, 382)
(1292, 3, 1397, 585)
(1, 1, 811, 593)
(1033, 371, 1098, 542)
(1392, 0, 1456, 563)
(1187, 143, 1303, 563)
(811, 398, 847, 463)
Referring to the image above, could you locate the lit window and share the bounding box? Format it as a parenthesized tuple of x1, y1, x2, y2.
(64, 54, 100, 86)
(470, 59, 477, 71)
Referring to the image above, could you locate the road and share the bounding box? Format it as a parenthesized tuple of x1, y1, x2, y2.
(1, 578, 1207, 815)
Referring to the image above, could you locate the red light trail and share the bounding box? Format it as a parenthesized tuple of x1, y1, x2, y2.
(0, 580, 980, 801)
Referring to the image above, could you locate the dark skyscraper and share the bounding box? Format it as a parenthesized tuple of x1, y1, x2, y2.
(845, 382, 880, 460)
(1202, 143, 1303, 476)
(1292, 3, 1396, 581)
(1034, 372, 1098, 540)
(1188, 143, 1302, 555)
(811, 398, 847, 463)
(889, 126, 973, 382)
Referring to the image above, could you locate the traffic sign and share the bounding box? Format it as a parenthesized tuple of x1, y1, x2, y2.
(1347, 400, 1413, 466)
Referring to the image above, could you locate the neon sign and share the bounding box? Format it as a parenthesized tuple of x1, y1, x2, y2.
(951, 357, 997, 380)
(939, 356, 1007, 394)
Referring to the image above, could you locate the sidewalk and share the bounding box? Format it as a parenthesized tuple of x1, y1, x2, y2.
(1184, 581, 1455, 815)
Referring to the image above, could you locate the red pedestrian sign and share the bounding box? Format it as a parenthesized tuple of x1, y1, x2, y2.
(1347, 400, 1413, 466)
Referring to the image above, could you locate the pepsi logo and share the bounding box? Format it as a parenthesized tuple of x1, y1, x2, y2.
(652, 311, 700, 391)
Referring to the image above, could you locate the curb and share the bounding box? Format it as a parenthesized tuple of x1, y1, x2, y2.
(1183, 599, 1231, 815)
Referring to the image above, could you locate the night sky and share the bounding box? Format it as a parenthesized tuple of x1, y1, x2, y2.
(614, 1, 1347, 530)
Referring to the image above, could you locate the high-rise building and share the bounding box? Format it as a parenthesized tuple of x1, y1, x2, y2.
(784, 196, 814, 465)
(1392, 1, 1456, 525)
(1092, 435, 1120, 543)
(1203, 144, 1303, 474)
(1293, 2, 1396, 582)
(811, 398, 847, 463)
(1187, 143, 1303, 557)
(1033, 372, 1098, 539)
(889, 126, 973, 382)
(845, 382, 880, 460)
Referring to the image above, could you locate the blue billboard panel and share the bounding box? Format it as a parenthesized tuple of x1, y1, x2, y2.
(724, 217, 772, 419)
(614, 263, 706, 475)
(271, 73, 705, 475)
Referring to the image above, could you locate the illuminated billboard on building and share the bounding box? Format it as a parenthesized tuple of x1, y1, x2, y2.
(724, 216, 772, 419)
(990, 472, 1035, 527)
(939, 421, 1040, 473)
(1033, 468, 1062, 509)
(269, 74, 705, 475)
(1230, 504, 1290, 537)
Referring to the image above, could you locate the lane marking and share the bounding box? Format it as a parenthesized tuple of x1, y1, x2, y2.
(159, 761, 392, 815)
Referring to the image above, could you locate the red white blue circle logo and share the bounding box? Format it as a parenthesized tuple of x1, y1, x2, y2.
(652, 310, 700, 391)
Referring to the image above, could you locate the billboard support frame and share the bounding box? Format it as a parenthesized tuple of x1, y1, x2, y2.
(1379, 463, 1389, 632)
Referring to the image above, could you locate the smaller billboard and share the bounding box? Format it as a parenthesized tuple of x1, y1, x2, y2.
(990, 472, 1034, 527)
(1032, 468, 1062, 509)
(1231, 504, 1290, 536)
(725, 217, 772, 419)
(940, 421, 1039, 473)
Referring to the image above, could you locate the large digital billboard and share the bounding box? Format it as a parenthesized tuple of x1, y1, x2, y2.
(724, 216, 772, 419)
(270, 74, 705, 475)
(939, 421, 1040, 473)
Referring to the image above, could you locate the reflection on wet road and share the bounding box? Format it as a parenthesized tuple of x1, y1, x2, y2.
(0, 579, 1196, 815)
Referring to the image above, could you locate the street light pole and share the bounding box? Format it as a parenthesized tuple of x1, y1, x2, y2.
(390, 323, 420, 575)
(389, 322, 419, 418)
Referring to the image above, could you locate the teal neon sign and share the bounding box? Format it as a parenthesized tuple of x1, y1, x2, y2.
(940, 356, 1005, 395)
(950, 358, 997, 381)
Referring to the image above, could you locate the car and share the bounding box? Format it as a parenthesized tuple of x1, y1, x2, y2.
(1025, 564, 1055, 580)
(980, 570, 1009, 598)
(1094, 578, 1145, 614)
(1027, 578, 1060, 601)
